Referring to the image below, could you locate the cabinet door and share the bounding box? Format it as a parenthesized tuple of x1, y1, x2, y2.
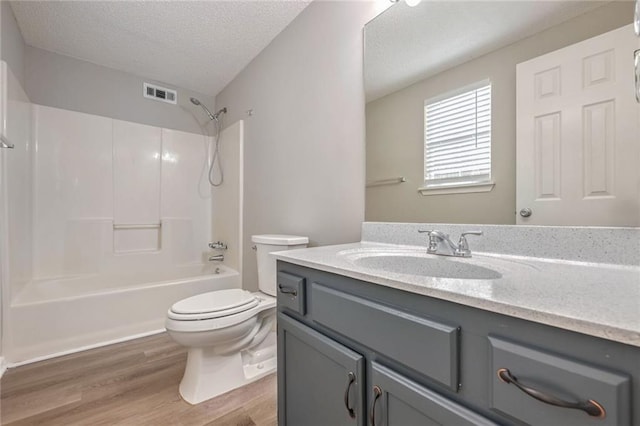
(278, 314, 365, 426)
(370, 362, 497, 426)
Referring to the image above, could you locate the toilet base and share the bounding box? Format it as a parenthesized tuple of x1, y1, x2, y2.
(178, 331, 277, 405)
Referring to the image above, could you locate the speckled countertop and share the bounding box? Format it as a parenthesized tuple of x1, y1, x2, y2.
(273, 241, 640, 347)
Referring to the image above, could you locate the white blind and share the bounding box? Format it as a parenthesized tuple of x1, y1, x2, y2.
(424, 82, 491, 187)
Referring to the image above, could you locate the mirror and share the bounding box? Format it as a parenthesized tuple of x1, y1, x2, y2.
(364, 1, 638, 226)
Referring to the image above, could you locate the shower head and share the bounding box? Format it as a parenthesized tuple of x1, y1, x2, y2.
(190, 97, 227, 121)
(190, 97, 215, 121)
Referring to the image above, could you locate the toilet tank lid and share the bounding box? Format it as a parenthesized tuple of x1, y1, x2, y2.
(251, 234, 309, 245)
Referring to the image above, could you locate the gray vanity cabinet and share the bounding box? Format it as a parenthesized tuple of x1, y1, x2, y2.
(276, 261, 639, 426)
(276, 266, 495, 426)
(277, 313, 366, 426)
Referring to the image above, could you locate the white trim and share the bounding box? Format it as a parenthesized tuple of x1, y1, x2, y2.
(0, 356, 7, 378)
(418, 181, 495, 196)
(7, 328, 165, 368)
(424, 78, 491, 106)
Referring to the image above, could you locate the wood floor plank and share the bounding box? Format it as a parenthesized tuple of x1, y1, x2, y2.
(205, 407, 256, 426)
(1, 332, 277, 426)
(0, 383, 82, 424)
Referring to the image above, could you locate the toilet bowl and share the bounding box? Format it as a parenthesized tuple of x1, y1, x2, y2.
(165, 234, 308, 404)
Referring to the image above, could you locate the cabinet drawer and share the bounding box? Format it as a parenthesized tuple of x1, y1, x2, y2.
(312, 283, 459, 390)
(489, 336, 630, 426)
(277, 272, 306, 316)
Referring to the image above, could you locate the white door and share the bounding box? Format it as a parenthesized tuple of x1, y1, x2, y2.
(516, 24, 640, 226)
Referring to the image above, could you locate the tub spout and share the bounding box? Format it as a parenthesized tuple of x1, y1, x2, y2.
(208, 254, 224, 262)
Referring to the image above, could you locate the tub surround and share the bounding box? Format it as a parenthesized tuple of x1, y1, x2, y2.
(1, 98, 246, 364)
(273, 222, 640, 347)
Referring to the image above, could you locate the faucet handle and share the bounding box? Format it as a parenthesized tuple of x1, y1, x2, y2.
(456, 231, 483, 256)
(209, 241, 228, 250)
(460, 230, 483, 238)
(418, 230, 438, 252)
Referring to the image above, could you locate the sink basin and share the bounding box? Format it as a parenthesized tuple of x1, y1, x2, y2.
(354, 255, 502, 280)
(334, 246, 525, 280)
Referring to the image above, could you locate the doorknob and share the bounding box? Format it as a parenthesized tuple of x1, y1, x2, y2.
(519, 208, 532, 218)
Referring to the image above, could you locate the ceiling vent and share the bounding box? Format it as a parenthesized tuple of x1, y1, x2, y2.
(143, 82, 177, 104)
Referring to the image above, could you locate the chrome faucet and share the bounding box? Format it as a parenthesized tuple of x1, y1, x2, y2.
(418, 230, 483, 257)
(208, 254, 224, 262)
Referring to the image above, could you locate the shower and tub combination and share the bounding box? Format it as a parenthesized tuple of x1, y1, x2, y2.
(0, 61, 244, 368)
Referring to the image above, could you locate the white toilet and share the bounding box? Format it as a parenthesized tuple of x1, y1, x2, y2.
(165, 234, 308, 404)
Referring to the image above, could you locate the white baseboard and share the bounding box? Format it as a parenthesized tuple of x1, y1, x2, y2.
(7, 328, 166, 368)
(0, 356, 7, 379)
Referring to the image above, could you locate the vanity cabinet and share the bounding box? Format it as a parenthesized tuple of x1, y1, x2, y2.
(276, 261, 640, 426)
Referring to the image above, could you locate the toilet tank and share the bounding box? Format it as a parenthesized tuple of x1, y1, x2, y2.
(252, 234, 309, 296)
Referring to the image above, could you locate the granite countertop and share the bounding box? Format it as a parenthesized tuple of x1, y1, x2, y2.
(273, 241, 640, 347)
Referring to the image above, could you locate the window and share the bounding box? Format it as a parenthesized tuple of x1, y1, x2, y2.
(421, 81, 493, 195)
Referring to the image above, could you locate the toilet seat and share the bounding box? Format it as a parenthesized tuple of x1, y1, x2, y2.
(166, 293, 276, 333)
(168, 289, 259, 321)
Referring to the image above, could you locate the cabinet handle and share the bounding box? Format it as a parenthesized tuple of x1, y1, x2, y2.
(343, 372, 356, 419)
(370, 385, 382, 426)
(278, 284, 297, 296)
(497, 368, 606, 418)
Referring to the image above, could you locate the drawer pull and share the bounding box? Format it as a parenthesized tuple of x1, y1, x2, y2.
(278, 284, 297, 296)
(497, 368, 606, 419)
(343, 372, 356, 419)
(370, 385, 382, 426)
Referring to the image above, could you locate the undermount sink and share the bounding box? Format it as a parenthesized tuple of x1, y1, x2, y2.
(354, 255, 502, 280)
(335, 247, 526, 280)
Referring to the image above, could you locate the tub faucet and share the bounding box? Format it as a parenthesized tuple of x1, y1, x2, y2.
(418, 230, 483, 257)
(208, 254, 224, 262)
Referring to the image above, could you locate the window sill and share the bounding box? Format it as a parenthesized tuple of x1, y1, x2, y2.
(418, 181, 495, 196)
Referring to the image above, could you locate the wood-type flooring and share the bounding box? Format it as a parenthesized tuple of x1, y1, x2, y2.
(0, 333, 277, 426)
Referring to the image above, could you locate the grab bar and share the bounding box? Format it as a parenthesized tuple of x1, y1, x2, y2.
(113, 223, 161, 230)
(0, 134, 14, 149)
(366, 176, 406, 188)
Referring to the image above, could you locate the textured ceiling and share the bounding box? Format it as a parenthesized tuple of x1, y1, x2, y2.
(11, 0, 311, 97)
(365, 1, 610, 102)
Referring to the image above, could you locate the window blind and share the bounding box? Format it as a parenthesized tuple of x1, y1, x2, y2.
(424, 83, 491, 187)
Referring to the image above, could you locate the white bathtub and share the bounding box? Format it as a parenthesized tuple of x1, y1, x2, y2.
(6, 264, 239, 364)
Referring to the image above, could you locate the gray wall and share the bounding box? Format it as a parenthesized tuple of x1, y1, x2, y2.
(365, 2, 633, 224)
(216, 1, 377, 291)
(25, 46, 215, 134)
(1, 1, 26, 87)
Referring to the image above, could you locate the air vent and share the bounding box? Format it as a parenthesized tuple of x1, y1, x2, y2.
(143, 83, 177, 104)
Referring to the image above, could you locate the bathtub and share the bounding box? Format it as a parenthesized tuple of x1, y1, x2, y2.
(6, 264, 239, 364)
